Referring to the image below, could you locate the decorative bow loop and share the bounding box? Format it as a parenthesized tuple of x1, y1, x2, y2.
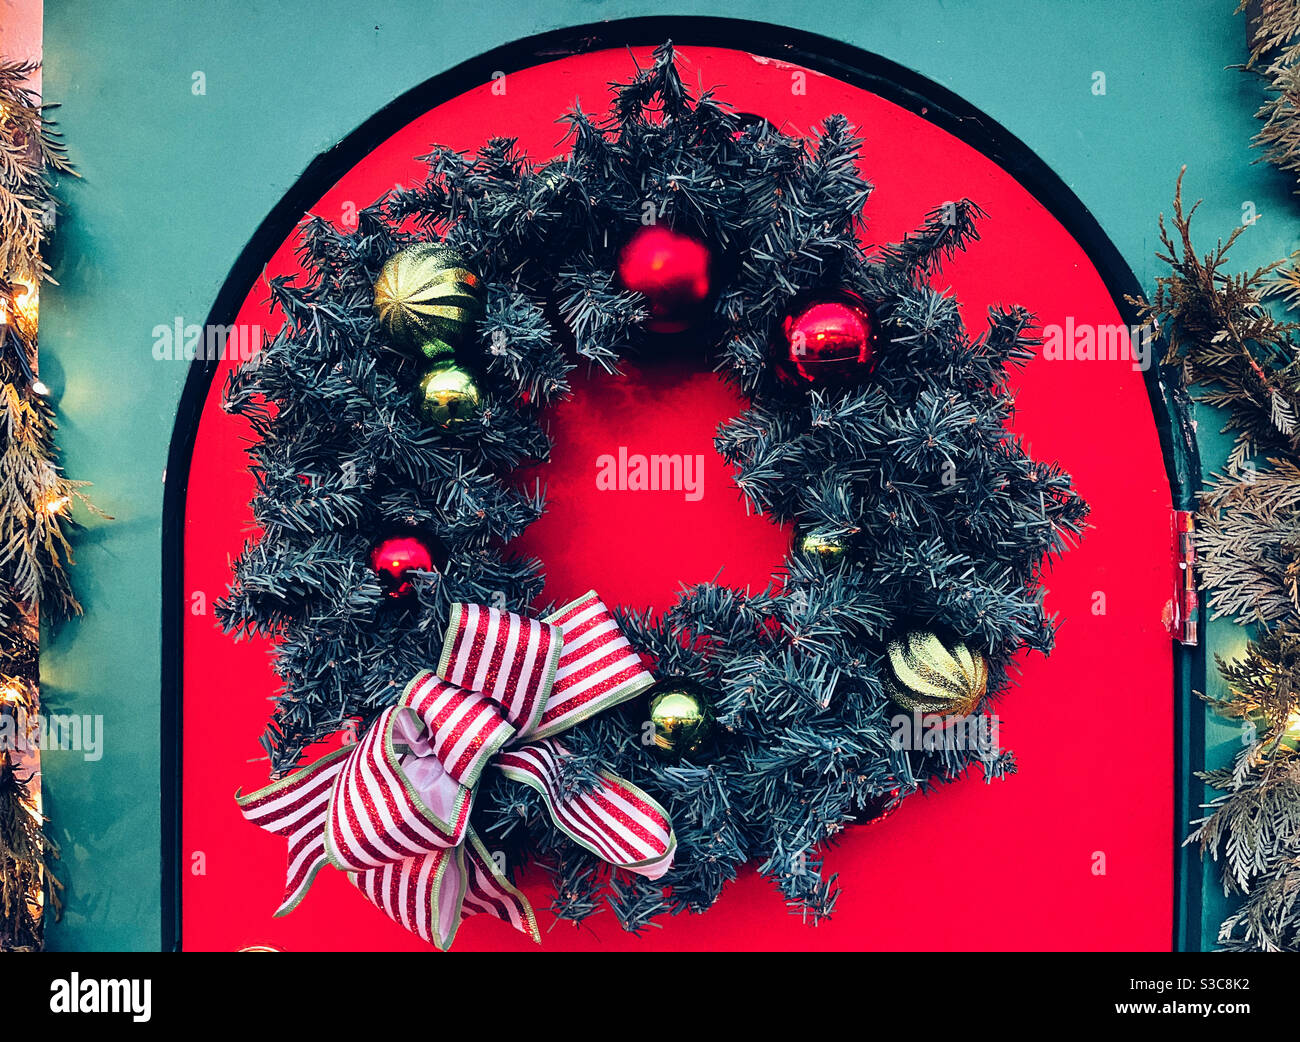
(237, 591, 675, 949)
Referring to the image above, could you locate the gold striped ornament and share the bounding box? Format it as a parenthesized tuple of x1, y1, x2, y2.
(884, 630, 988, 716)
(374, 243, 483, 357)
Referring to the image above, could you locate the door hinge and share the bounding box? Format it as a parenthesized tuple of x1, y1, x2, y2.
(1166, 509, 1198, 645)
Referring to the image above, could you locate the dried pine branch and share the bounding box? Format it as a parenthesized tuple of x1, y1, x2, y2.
(1186, 629, 1300, 950)
(1141, 39, 1300, 941)
(0, 751, 62, 951)
(1239, 0, 1300, 192)
(1197, 459, 1300, 624)
(1130, 168, 1300, 469)
(0, 56, 87, 951)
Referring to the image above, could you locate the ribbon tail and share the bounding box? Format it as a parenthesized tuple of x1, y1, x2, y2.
(347, 830, 537, 949)
(235, 747, 351, 916)
(460, 829, 540, 944)
(348, 846, 469, 951)
(498, 738, 676, 880)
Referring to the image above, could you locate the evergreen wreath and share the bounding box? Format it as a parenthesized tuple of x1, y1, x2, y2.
(220, 44, 1088, 936)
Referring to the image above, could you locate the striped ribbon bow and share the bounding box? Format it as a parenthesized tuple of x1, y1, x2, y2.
(236, 590, 676, 950)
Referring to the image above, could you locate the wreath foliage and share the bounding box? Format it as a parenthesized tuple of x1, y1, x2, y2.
(220, 44, 1087, 930)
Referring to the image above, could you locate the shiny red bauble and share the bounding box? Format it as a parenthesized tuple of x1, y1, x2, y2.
(778, 294, 880, 386)
(368, 534, 437, 599)
(615, 225, 713, 333)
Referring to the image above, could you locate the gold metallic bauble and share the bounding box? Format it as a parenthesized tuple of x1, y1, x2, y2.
(885, 630, 988, 716)
(374, 243, 482, 355)
(647, 679, 714, 761)
(416, 361, 481, 428)
(798, 531, 847, 562)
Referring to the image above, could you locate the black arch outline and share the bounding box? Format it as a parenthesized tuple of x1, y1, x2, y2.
(160, 16, 1205, 952)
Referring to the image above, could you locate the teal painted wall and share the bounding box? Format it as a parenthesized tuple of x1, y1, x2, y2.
(37, 0, 1282, 951)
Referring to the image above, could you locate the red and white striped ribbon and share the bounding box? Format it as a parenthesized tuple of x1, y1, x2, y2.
(237, 590, 675, 949)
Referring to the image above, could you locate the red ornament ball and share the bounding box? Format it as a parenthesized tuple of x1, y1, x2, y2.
(616, 225, 713, 333)
(369, 534, 437, 599)
(778, 295, 879, 385)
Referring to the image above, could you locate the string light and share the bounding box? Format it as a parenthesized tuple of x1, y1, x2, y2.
(0, 277, 38, 329)
(1, 320, 48, 396)
(10, 278, 37, 329)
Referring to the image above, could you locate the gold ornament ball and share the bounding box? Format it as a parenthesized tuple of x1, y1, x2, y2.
(417, 361, 481, 428)
(798, 531, 847, 562)
(885, 629, 988, 716)
(374, 243, 483, 355)
(647, 679, 714, 761)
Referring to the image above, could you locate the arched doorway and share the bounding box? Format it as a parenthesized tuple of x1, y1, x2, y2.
(163, 20, 1201, 951)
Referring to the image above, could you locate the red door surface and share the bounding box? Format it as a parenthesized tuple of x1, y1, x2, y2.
(181, 45, 1173, 951)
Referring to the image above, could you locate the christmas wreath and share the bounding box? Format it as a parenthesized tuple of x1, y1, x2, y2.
(220, 44, 1088, 948)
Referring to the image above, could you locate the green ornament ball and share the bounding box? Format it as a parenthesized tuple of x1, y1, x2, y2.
(646, 679, 714, 761)
(417, 361, 481, 428)
(374, 243, 483, 354)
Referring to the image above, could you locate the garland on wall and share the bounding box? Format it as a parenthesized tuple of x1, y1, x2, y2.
(1130, 0, 1300, 951)
(221, 45, 1086, 948)
(0, 58, 85, 951)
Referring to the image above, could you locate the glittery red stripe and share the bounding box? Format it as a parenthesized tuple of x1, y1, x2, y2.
(332, 753, 393, 869)
(462, 607, 493, 692)
(556, 606, 613, 650)
(517, 621, 558, 725)
(282, 816, 328, 897)
(555, 624, 624, 671)
(403, 671, 437, 710)
(481, 609, 511, 693)
(432, 694, 489, 766)
(500, 618, 535, 725)
(420, 682, 464, 738)
(445, 699, 509, 781)
(241, 761, 339, 827)
(541, 661, 646, 726)
(588, 784, 664, 854)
